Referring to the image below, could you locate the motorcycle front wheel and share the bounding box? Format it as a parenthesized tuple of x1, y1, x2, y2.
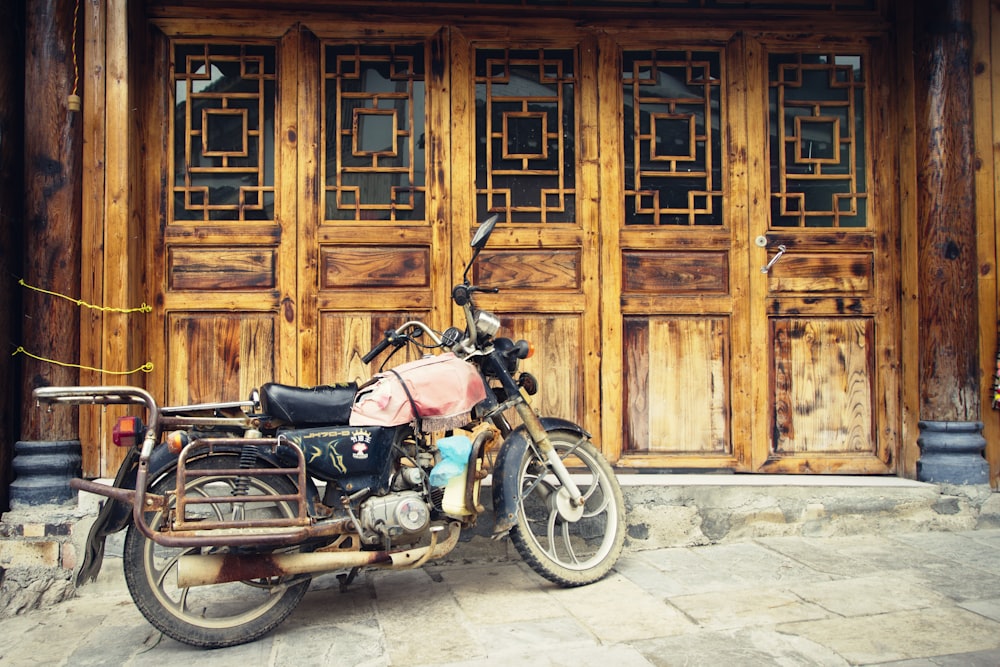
(508, 430, 626, 586)
(122, 454, 311, 648)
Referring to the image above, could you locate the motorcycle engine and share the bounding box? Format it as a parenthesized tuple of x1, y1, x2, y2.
(359, 491, 430, 539)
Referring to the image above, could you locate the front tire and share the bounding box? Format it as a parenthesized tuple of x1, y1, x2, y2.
(122, 454, 311, 648)
(508, 430, 625, 586)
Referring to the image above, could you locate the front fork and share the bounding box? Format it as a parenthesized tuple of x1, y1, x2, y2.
(510, 382, 584, 507)
(484, 347, 584, 506)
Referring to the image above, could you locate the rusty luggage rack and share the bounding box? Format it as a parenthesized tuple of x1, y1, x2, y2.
(34, 385, 325, 549)
(165, 436, 311, 537)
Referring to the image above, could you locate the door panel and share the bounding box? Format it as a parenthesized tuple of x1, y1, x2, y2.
(771, 317, 874, 453)
(452, 33, 603, 435)
(300, 30, 449, 386)
(749, 38, 895, 473)
(624, 316, 731, 455)
(166, 313, 277, 405)
(155, 32, 299, 406)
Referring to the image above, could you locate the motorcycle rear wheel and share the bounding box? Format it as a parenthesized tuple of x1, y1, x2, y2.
(123, 454, 311, 648)
(508, 430, 626, 586)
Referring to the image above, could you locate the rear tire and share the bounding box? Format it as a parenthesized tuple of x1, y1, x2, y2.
(122, 454, 311, 648)
(508, 430, 626, 586)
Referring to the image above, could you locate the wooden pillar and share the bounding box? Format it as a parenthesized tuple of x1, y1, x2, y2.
(913, 0, 987, 482)
(20, 0, 83, 442)
(0, 1, 26, 510)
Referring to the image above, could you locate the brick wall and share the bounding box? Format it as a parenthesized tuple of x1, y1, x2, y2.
(0, 507, 88, 616)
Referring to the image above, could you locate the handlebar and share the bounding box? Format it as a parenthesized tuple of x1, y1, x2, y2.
(361, 321, 445, 364)
(361, 330, 395, 364)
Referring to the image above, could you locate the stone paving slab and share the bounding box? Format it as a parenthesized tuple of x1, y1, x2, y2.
(3, 530, 1000, 666)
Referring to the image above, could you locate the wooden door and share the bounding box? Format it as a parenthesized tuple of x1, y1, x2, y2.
(598, 31, 753, 469)
(449, 30, 603, 437)
(296, 26, 451, 385)
(151, 29, 300, 406)
(746, 36, 897, 473)
(598, 29, 898, 472)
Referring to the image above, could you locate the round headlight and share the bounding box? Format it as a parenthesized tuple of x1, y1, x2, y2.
(475, 310, 501, 338)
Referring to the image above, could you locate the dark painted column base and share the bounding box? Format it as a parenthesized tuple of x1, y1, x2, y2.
(917, 421, 988, 484)
(9, 440, 82, 507)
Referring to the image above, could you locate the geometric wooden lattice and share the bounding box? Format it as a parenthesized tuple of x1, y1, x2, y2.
(323, 43, 426, 222)
(768, 52, 868, 228)
(171, 42, 277, 222)
(622, 49, 724, 226)
(475, 48, 576, 224)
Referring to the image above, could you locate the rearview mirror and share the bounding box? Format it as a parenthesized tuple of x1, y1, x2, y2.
(470, 213, 500, 251)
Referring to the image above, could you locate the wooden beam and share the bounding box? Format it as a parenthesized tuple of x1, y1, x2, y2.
(79, 0, 107, 477)
(976, 0, 1000, 484)
(20, 0, 83, 442)
(913, 0, 981, 422)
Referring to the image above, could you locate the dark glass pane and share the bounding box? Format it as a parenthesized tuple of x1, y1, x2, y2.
(323, 43, 426, 222)
(768, 51, 867, 228)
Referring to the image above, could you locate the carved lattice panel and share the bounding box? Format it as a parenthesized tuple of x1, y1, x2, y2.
(768, 52, 867, 228)
(323, 44, 426, 222)
(171, 43, 276, 222)
(475, 48, 576, 224)
(623, 49, 724, 226)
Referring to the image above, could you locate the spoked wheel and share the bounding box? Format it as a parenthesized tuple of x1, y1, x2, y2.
(508, 430, 626, 586)
(123, 454, 311, 648)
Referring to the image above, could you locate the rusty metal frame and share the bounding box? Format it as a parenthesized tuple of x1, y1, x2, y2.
(33, 386, 335, 549)
(170, 436, 310, 532)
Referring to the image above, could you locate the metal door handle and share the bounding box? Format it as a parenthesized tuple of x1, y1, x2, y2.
(760, 244, 787, 274)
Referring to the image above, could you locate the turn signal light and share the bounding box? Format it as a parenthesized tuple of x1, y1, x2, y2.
(518, 372, 539, 396)
(166, 430, 190, 456)
(111, 416, 143, 448)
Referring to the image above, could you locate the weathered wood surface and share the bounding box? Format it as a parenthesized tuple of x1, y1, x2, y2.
(913, 0, 981, 422)
(64, 2, 969, 479)
(20, 0, 82, 442)
(972, 0, 999, 485)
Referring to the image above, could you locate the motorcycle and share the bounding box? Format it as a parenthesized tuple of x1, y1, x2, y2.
(33, 213, 627, 649)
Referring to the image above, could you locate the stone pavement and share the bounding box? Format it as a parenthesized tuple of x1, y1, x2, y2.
(2, 528, 1000, 666)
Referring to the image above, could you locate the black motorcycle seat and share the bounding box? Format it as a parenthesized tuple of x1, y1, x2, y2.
(259, 382, 358, 426)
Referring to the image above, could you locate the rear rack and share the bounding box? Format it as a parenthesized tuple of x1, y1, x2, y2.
(170, 437, 310, 533)
(34, 385, 336, 549)
(133, 436, 326, 548)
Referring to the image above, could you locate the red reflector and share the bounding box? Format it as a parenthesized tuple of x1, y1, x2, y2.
(112, 416, 142, 448)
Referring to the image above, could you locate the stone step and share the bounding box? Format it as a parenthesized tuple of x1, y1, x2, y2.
(452, 475, 1000, 559)
(3, 475, 998, 616)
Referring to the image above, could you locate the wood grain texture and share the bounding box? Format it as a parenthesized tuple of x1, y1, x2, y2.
(21, 0, 83, 442)
(624, 317, 730, 455)
(771, 318, 874, 454)
(166, 313, 276, 405)
(913, 0, 981, 421)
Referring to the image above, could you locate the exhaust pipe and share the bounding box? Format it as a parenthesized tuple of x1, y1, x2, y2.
(176, 522, 461, 588)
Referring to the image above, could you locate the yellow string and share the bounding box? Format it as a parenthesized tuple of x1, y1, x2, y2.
(19, 279, 152, 313)
(12, 347, 153, 375)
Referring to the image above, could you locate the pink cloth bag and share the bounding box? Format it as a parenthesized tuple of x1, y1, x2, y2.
(349, 353, 488, 430)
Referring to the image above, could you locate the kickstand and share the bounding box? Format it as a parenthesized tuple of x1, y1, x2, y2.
(337, 567, 360, 592)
